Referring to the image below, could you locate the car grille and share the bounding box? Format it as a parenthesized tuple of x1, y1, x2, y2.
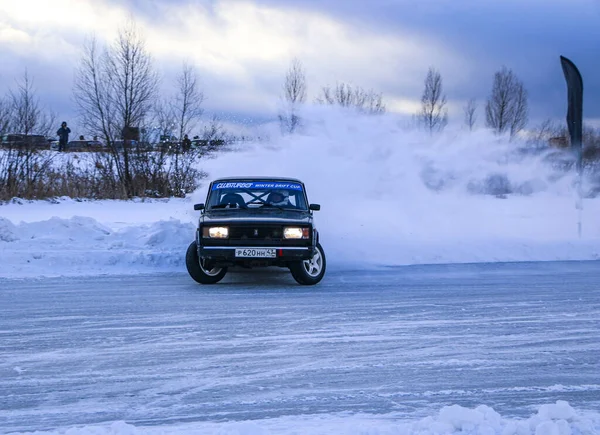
(202, 223, 311, 247)
(229, 224, 283, 241)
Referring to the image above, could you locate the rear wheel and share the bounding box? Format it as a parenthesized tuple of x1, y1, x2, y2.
(289, 243, 326, 285)
(186, 241, 227, 284)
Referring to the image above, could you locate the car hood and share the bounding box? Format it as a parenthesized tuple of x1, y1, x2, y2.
(202, 209, 312, 225)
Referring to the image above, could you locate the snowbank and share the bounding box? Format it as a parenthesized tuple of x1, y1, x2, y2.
(1, 106, 599, 278)
(1, 195, 598, 279)
(0, 213, 194, 278)
(10, 401, 600, 434)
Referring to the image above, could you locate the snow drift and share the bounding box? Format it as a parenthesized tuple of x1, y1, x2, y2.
(1, 106, 599, 278)
(9, 400, 600, 434)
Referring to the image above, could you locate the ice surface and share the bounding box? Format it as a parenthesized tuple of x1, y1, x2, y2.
(3, 267, 600, 434)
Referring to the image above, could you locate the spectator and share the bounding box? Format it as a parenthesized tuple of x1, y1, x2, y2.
(182, 134, 192, 152)
(56, 122, 71, 152)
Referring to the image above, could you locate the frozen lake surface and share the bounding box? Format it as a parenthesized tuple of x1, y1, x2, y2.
(1, 261, 600, 433)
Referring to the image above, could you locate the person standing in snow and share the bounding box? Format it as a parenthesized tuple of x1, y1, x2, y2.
(56, 121, 71, 152)
(182, 134, 192, 152)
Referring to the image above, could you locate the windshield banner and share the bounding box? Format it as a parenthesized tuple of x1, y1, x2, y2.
(212, 181, 303, 191)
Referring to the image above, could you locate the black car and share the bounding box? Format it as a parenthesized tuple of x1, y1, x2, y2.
(186, 177, 326, 285)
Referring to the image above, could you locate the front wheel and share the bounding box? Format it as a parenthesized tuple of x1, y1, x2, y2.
(289, 243, 326, 285)
(186, 241, 227, 284)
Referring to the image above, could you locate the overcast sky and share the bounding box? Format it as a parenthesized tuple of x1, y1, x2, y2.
(1, 0, 599, 134)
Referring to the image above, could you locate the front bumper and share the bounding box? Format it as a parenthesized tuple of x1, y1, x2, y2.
(199, 245, 314, 266)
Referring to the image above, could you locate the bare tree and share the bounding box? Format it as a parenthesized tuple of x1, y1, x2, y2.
(1, 70, 56, 200)
(173, 62, 204, 143)
(108, 20, 159, 195)
(485, 66, 529, 137)
(107, 21, 158, 136)
(202, 115, 228, 144)
(525, 118, 564, 148)
(9, 70, 55, 137)
(0, 96, 11, 135)
(160, 62, 204, 195)
(162, 114, 226, 198)
(316, 82, 385, 114)
(147, 99, 174, 188)
(417, 67, 448, 133)
(284, 58, 307, 106)
(74, 36, 116, 147)
(464, 98, 477, 131)
(318, 83, 352, 106)
(74, 21, 159, 197)
(10, 71, 40, 137)
(153, 98, 176, 143)
(279, 58, 307, 134)
(510, 81, 528, 138)
(0, 96, 15, 198)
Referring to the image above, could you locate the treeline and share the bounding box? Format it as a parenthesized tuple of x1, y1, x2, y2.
(277, 58, 533, 137)
(0, 20, 234, 201)
(278, 58, 599, 148)
(1, 19, 598, 201)
(276, 58, 600, 191)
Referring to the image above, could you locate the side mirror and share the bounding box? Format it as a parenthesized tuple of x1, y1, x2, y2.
(309, 204, 321, 211)
(194, 203, 205, 211)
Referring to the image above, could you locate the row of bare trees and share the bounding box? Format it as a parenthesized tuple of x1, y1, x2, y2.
(1, 20, 230, 201)
(416, 66, 529, 137)
(279, 58, 385, 133)
(71, 21, 227, 198)
(279, 59, 529, 138)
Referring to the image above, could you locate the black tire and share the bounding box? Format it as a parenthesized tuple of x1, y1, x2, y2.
(186, 241, 227, 284)
(289, 242, 326, 285)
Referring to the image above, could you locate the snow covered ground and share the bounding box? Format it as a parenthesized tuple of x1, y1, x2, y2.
(1, 106, 599, 278)
(7, 404, 600, 435)
(1, 193, 599, 279)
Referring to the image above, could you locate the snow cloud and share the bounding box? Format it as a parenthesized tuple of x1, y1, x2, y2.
(1, 107, 600, 278)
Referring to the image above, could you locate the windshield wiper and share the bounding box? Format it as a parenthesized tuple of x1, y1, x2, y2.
(210, 204, 246, 209)
(259, 204, 287, 211)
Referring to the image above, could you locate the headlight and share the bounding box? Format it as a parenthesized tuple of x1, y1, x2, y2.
(284, 227, 309, 239)
(207, 226, 229, 238)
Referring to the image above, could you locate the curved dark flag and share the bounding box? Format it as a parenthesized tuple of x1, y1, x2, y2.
(560, 55, 583, 173)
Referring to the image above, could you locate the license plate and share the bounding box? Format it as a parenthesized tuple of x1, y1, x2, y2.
(235, 248, 277, 258)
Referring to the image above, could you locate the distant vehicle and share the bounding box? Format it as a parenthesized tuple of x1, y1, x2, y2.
(186, 177, 326, 285)
(1, 134, 49, 149)
(192, 139, 226, 148)
(112, 139, 138, 150)
(159, 134, 177, 143)
(55, 140, 105, 152)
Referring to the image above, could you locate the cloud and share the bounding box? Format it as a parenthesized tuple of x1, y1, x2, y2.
(137, 0, 470, 116)
(0, 22, 31, 45)
(0, 0, 598, 131)
(247, 0, 600, 121)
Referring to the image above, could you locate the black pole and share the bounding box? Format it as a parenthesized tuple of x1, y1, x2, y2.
(559, 55, 584, 237)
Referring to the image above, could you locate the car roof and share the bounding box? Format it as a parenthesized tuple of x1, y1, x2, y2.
(211, 176, 304, 184)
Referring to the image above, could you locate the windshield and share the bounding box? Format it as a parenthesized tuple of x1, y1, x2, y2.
(207, 181, 308, 210)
